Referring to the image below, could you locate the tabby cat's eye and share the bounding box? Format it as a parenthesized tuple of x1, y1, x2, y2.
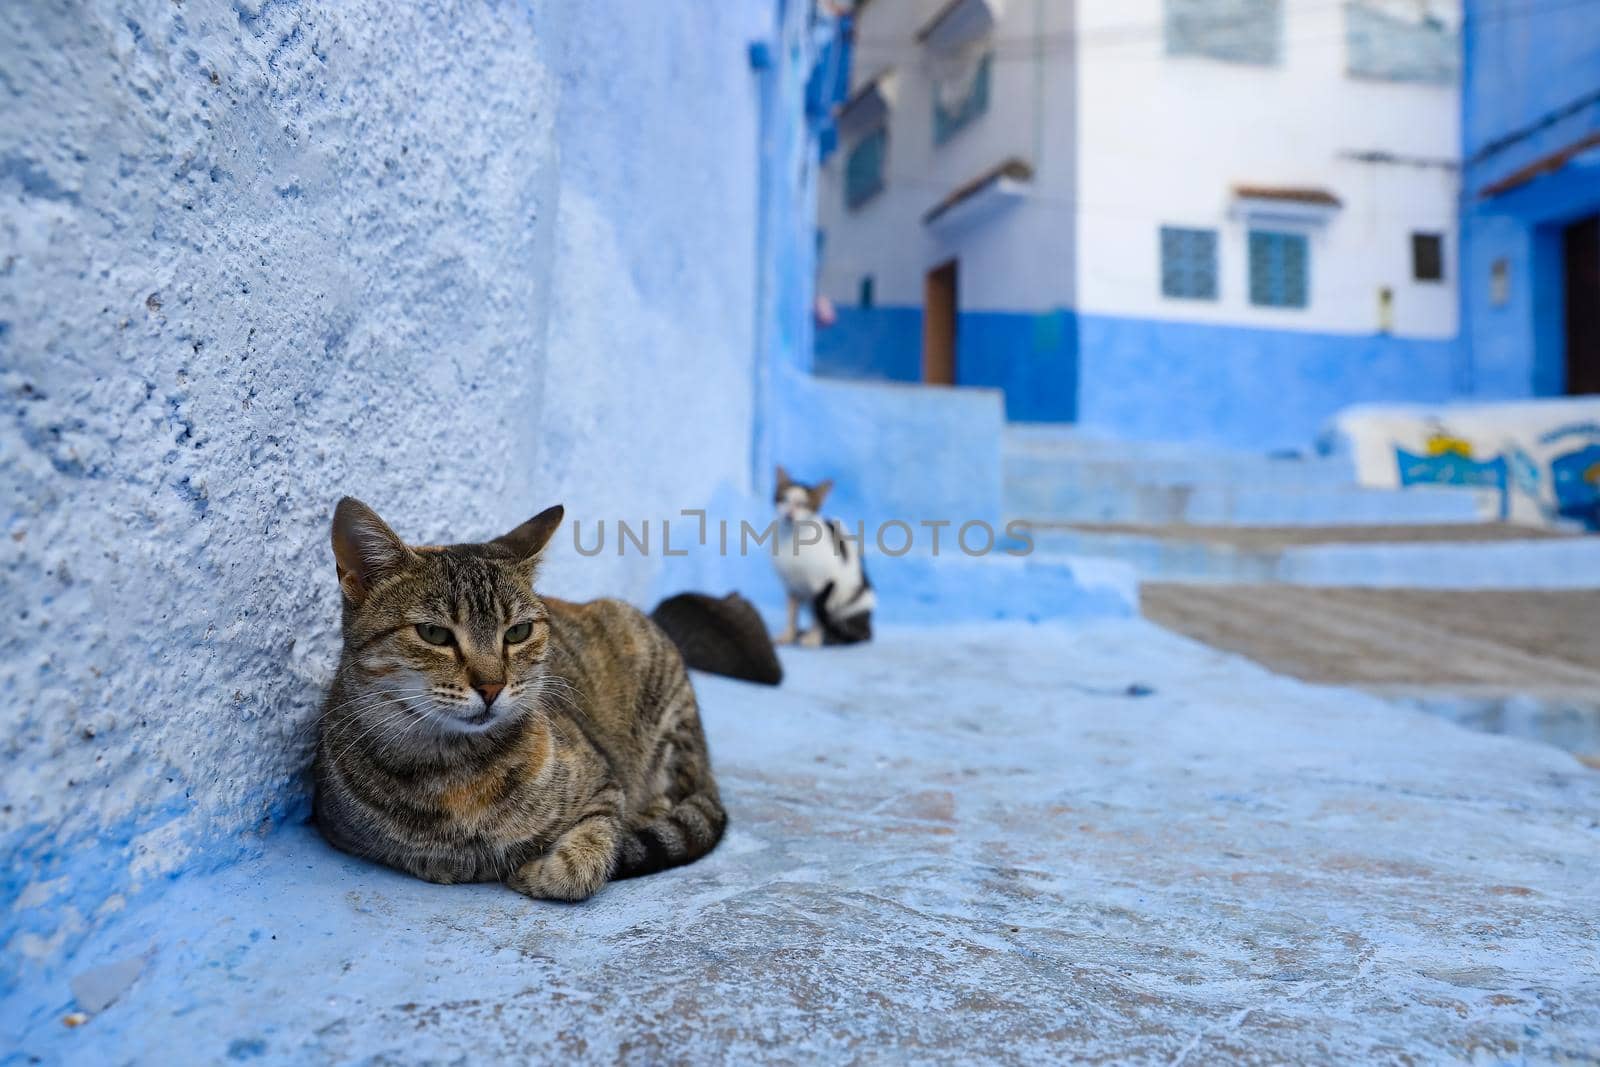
(504, 621, 534, 645)
(415, 623, 454, 646)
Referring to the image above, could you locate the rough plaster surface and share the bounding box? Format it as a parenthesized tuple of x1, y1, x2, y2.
(0, 0, 771, 983)
(774, 371, 1006, 528)
(3, 622, 1597, 1063)
(529, 2, 769, 607)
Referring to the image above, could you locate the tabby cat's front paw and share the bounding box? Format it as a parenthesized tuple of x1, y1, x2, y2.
(774, 628, 797, 646)
(508, 824, 617, 902)
(798, 628, 823, 648)
(508, 854, 595, 901)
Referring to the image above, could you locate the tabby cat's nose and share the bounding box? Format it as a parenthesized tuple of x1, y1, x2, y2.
(475, 683, 504, 708)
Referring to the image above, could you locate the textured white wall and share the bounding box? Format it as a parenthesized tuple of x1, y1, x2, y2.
(1076, 0, 1461, 337)
(819, 0, 1077, 313)
(0, 0, 766, 976)
(820, 0, 1460, 336)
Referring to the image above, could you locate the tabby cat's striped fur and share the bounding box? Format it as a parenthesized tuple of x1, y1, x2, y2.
(312, 498, 725, 901)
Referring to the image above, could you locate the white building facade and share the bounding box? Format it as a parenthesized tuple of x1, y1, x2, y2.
(816, 0, 1465, 448)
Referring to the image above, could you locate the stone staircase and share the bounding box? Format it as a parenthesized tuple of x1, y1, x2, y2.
(1007, 427, 1600, 588)
(1005, 426, 1489, 527)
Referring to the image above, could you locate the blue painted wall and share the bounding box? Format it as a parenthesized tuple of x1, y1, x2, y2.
(958, 309, 1078, 423)
(814, 305, 1451, 447)
(1463, 1, 1600, 168)
(773, 366, 1005, 529)
(751, 0, 843, 487)
(0, 0, 797, 994)
(1460, 0, 1600, 398)
(1077, 315, 1458, 450)
(814, 305, 923, 382)
(813, 305, 1078, 422)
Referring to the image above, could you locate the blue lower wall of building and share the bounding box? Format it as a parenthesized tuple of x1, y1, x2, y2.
(1078, 315, 1460, 451)
(1461, 157, 1600, 401)
(957, 309, 1078, 423)
(814, 305, 922, 383)
(814, 306, 1461, 449)
(814, 305, 1077, 422)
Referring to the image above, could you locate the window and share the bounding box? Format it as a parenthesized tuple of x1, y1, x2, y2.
(1160, 227, 1219, 300)
(933, 51, 992, 145)
(1165, 0, 1282, 65)
(1345, 2, 1459, 85)
(859, 275, 875, 308)
(844, 127, 887, 210)
(1249, 230, 1309, 308)
(1412, 232, 1444, 282)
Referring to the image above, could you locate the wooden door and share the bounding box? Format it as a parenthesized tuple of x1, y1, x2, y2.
(1564, 215, 1600, 395)
(923, 260, 958, 386)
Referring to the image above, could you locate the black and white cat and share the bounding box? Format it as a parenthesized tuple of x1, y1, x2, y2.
(771, 466, 874, 647)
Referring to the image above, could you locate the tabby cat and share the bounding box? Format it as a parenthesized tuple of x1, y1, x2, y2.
(312, 497, 725, 901)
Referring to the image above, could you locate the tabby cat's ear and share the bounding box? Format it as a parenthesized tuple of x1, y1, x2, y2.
(494, 504, 564, 562)
(331, 497, 415, 604)
(810, 479, 834, 509)
(775, 466, 793, 491)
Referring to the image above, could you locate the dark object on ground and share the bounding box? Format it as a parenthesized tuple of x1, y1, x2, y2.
(1064, 681, 1157, 698)
(652, 592, 784, 686)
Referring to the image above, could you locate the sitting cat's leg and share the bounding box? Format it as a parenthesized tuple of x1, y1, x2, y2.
(799, 582, 832, 647)
(509, 786, 625, 902)
(774, 594, 801, 645)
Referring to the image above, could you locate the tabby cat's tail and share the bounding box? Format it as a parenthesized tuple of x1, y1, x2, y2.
(649, 591, 783, 686)
(613, 790, 728, 880)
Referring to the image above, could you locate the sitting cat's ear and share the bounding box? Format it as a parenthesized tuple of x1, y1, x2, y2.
(331, 497, 414, 604)
(810, 478, 834, 509)
(494, 504, 565, 562)
(775, 466, 792, 491)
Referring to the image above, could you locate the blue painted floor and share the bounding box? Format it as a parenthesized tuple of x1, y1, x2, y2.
(5, 622, 1599, 1063)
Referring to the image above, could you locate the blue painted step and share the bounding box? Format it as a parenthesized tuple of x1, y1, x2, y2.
(1003, 427, 1489, 526)
(1008, 479, 1488, 526)
(1006, 453, 1356, 491)
(1026, 527, 1600, 588)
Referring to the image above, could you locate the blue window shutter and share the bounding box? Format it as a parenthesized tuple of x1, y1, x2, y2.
(1249, 230, 1308, 308)
(933, 51, 993, 146)
(1160, 226, 1219, 300)
(1165, 0, 1283, 65)
(844, 128, 887, 209)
